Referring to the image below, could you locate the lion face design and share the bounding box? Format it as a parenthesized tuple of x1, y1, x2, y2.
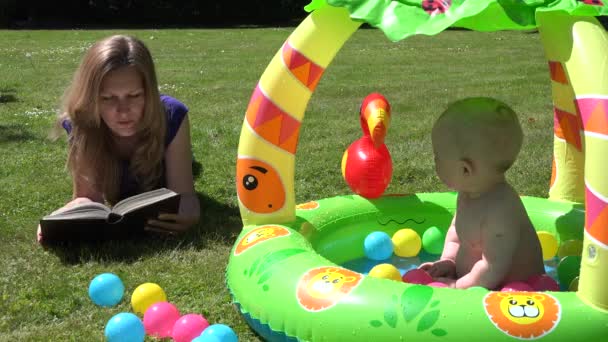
(500, 294, 543, 324)
(297, 267, 362, 312)
(244, 228, 276, 245)
(306, 270, 356, 298)
(234, 225, 290, 255)
(484, 292, 561, 339)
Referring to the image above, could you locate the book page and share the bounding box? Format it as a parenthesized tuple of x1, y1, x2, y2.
(42, 202, 111, 221)
(113, 188, 178, 215)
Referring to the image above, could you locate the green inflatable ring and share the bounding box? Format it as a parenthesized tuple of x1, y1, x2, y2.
(227, 192, 608, 341)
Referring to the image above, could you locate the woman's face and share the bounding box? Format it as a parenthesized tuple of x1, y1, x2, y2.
(98, 66, 145, 137)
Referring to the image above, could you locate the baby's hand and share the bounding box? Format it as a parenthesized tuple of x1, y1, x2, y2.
(419, 259, 456, 278)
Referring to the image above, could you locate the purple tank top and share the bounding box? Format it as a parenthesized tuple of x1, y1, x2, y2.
(62, 95, 188, 201)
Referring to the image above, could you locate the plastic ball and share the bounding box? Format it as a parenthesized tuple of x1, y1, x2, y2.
(422, 226, 445, 255)
(104, 312, 145, 342)
(557, 255, 581, 290)
(537, 231, 559, 260)
(131, 282, 167, 315)
(368, 263, 402, 281)
(427, 282, 448, 288)
(143, 301, 181, 338)
(88, 273, 124, 307)
(527, 274, 559, 292)
(467, 286, 489, 292)
(392, 228, 422, 257)
(402, 269, 433, 285)
(192, 336, 221, 342)
(198, 324, 238, 342)
(172, 314, 210, 342)
(501, 281, 534, 292)
(568, 276, 579, 292)
(364, 231, 393, 261)
(557, 239, 583, 258)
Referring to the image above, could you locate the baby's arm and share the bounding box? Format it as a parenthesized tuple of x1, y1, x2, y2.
(454, 210, 519, 289)
(420, 215, 459, 278)
(440, 216, 460, 262)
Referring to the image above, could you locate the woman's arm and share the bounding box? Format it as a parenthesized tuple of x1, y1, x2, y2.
(146, 114, 200, 233)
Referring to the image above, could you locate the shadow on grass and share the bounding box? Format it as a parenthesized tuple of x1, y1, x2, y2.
(0, 124, 36, 143)
(192, 158, 203, 180)
(0, 88, 18, 104)
(0, 94, 17, 103)
(45, 191, 243, 265)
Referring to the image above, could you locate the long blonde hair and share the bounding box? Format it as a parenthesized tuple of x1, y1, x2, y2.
(55, 35, 166, 204)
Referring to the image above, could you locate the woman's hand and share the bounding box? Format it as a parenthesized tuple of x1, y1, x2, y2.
(37, 197, 95, 244)
(145, 193, 200, 235)
(145, 213, 198, 235)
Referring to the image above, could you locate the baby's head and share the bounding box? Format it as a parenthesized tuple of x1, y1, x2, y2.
(431, 97, 522, 192)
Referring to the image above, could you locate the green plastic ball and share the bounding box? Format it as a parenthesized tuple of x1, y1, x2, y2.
(422, 226, 445, 255)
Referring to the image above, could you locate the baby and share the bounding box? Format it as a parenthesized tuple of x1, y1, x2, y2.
(419, 97, 545, 289)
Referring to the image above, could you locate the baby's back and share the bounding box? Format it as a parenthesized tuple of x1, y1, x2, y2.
(455, 184, 545, 287)
(501, 193, 545, 284)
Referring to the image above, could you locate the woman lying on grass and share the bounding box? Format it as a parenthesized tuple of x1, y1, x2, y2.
(37, 35, 200, 243)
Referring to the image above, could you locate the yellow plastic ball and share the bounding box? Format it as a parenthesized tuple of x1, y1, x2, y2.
(368, 264, 402, 281)
(557, 239, 583, 258)
(131, 283, 167, 315)
(392, 228, 422, 257)
(537, 231, 559, 260)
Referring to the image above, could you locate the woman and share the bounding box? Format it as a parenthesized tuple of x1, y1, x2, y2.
(38, 35, 200, 242)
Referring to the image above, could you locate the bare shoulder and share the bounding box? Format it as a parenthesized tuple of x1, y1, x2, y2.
(485, 183, 530, 230)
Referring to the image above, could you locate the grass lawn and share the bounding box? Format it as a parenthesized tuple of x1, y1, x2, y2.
(0, 27, 553, 341)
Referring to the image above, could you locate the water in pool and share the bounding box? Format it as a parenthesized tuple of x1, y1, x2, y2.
(341, 252, 565, 290)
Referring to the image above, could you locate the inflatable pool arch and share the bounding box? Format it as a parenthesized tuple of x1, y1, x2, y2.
(228, 1, 608, 341)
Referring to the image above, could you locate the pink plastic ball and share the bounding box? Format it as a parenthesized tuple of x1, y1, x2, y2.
(527, 274, 560, 292)
(402, 269, 433, 285)
(427, 281, 448, 288)
(143, 301, 180, 338)
(501, 281, 534, 292)
(172, 314, 209, 342)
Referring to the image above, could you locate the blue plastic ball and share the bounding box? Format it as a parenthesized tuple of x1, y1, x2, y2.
(199, 324, 238, 342)
(364, 231, 394, 261)
(192, 336, 221, 342)
(104, 312, 145, 342)
(88, 273, 124, 307)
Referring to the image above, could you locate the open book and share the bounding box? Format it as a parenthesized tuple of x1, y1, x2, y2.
(40, 188, 181, 242)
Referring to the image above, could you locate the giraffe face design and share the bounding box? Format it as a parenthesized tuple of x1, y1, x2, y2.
(237, 157, 286, 213)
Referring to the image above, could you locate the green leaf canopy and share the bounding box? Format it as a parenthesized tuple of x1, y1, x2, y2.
(306, 0, 608, 41)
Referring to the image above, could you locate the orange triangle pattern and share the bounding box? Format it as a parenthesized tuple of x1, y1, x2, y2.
(553, 107, 582, 151)
(282, 42, 325, 91)
(587, 185, 608, 245)
(548, 61, 568, 84)
(578, 97, 608, 136)
(245, 84, 301, 154)
(589, 208, 608, 245)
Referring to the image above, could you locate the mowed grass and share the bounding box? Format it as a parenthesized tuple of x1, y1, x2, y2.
(0, 27, 552, 341)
